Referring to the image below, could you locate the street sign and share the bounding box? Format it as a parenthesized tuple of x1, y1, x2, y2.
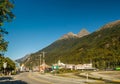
(52, 65, 59, 70)
(3, 62, 7, 69)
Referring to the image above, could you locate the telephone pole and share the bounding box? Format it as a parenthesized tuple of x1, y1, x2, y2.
(41, 51, 46, 64)
(41, 51, 46, 73)
(39, 54, 42, 72)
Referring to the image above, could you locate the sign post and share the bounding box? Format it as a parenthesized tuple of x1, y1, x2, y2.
(3, 62, 7, 75)
(86, 72, 88, 82)
(52, 65, 59, 75)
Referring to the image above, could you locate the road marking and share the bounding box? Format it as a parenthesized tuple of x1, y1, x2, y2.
(28, 72, 53, 84)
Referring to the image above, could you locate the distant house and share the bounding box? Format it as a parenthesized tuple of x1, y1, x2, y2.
(65, 63, 93, 70)
(75, 63, 93, 70)
(75, 64, 85, 70)
(57, 60, 65, 69)
(33, 66, 39, 72)
(65, 64, 75, 70)
(54, 60, 94, 70)
(20, 64, 25, 72)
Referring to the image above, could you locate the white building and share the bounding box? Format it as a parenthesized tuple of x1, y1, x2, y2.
(55, 60, 94, 70)
(20, 64, 26, 72)
(65, 64, 75, 70)
(65, 63, 93, 70)
(57, 60, 65, 69)
(75, 63, 93, 70)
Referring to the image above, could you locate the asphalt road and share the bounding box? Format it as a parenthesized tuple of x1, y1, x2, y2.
(1, 72, 98, 84)
(14, 72, 49, 84)
(0, 72, 89, 84)
(0, 76, 27, 84)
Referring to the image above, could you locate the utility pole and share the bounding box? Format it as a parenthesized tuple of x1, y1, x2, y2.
(41, 51, 46, 73)
(39, 54, 42, 72)
(41, 51, 46, 64)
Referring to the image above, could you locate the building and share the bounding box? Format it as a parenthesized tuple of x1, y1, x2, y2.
(65, 63, 94, 70)
(65, 64, 75, 70)
(75, 63, 93, 70)
(53, 60, 94, 70)
(57, 60, 65, 69)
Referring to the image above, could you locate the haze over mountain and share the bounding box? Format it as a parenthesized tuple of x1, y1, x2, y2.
(17, 20, 120, 69)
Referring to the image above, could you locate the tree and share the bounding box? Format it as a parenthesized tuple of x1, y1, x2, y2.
(0, 56, 15, 74)
(5, 57, 15, 71)
(0, 0, 15, 26)
(0, 0, 15, 73)
(0, 0, 15, 53)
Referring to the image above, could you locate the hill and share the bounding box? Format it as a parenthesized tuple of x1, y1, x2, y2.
(15, 54, 31, 63)
(19, 20, 120, 69)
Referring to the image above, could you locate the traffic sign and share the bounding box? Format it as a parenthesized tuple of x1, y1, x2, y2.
(52, 65, 59, 70)
(3, 62, 7, 69)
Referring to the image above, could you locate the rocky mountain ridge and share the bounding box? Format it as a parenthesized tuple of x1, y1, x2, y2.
(99, 20, 120, 31)
(59, 29, 90, 40)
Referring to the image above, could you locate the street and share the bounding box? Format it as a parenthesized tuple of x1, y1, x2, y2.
(15, 72, 88, 84)
(0, 72, 88, 84)
(1, 71, 120, 84)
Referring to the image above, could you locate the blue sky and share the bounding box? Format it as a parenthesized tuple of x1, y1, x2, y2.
(4, 0, 120, 60)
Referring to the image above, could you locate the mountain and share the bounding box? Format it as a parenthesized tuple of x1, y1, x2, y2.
(15, 54, 31, 63)
(77, 29, 90, 38)
(99, 20, 120, 31)
(19, 20, 120, 69)
(59, 32, 77, 40)
(59, 29, 90, 40)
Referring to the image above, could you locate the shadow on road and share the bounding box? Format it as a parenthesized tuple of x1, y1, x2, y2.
(0, 80, 28, 84)
(0, 76, 28, 84)
(0, 76, 13, 80)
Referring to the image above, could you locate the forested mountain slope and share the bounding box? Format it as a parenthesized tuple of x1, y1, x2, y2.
(21, 20, 120, 69)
